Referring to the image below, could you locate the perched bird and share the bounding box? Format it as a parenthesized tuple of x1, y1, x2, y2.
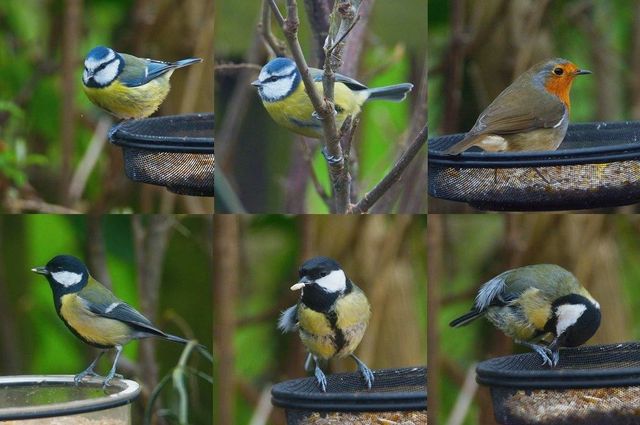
(82, 46, 202, 119)
(278, 256, 373, 392)
(32, 254, 198, 387)
(445, 58, 591, 155)
(450, 264, 601, 366)
(252, 57, 413, 139)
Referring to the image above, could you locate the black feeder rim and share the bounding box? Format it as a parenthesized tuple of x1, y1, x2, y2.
(0, 375, 140, 421)
(109, 113, 214, 154)
(428, 121, 640, 168)
(428, 121, 640, 211)
(271, 366, 426, 412)
(476, 342, 640, 390)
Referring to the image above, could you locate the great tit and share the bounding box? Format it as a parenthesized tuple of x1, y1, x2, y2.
(450, 264, 601, 366)
(252, 57, 413, 139)
(278, 256, 373, 392)
(32, 254, 197, 387)
(82, 46, 202, 120)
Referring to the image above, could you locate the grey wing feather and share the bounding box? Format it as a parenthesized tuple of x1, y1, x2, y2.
(278, 305, 298, 333)
(308, 67, 368, 91)
(474, 270, 511, 311)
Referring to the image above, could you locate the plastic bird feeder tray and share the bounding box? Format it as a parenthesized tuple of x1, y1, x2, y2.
(109, 113, 214, 197)
(271, 366, 426, 425)
(0, 375, 140, 424)
(476, 342, 640, 425)
(428, 121, 640, 211)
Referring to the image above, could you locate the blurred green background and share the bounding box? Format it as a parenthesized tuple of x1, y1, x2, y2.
(0, 214, 213, 425)
(428, 0, 640, 212)
(0, 0, 213, 213)
(429, 214, 640, 425)
(215, 1, 427, 213)
(213, 215, 427, 425)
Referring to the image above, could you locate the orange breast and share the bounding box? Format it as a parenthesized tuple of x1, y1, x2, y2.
(544, 77, 574, 111)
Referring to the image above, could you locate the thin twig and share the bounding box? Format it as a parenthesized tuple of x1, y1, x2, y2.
(261, 0, 287, 57)
(326, 14, 360, 56)
(351, 125, 427, 213)
(214, 63, 263, 73)
(267, 0, 350, 213)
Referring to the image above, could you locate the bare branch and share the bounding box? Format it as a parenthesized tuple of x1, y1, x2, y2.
(268, 0, 354, 213)
(351, 125, 427, 213)
(260, 0, 287, 57)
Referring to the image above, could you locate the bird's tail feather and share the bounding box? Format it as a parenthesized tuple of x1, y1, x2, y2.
(366, 83, 414, 102)
(173, 58, 203, 69)
(449, 310, 484, 327)
(444, 135, 480, 155)
(160, 332, 207, 350)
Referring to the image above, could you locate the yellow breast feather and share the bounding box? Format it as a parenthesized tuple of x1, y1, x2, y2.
(83, 74, 172, 120)
(60, 294, 132, 347)
(263, 81, 367, 138)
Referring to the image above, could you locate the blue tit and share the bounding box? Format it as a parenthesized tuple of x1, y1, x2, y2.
(82, 46, 202, 119)
(252, 57, 413, 138)
(278, 256, 373, 392)
(32, 254, 200, 387)
(450, 264, 601, 367)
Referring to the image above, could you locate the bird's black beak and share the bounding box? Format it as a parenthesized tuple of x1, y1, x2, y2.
(575, 69, 592, 75)
(31, 266, 49, 276)
(251, 79, 261, 87)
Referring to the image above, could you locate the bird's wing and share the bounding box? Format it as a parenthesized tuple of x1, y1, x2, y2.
(278, 305, 298, 333)
(118, 53, 176, 87)
(467, 85, 566, 137)
(474, 270, 515, 311)
(308, 67, 368, 91)
(77, 279, 167, 337)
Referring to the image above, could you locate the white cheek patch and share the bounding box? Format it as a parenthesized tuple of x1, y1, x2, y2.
(51, 271, 83, 287)
(93, 60, 120, 86)
(260, 74, 295, 101)
(85, 50, 115, 69)
(315, 269, 346, 293)
(555, 304, 587, 336)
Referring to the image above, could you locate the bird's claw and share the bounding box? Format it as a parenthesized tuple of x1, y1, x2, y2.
(311, 108, 337, 121)
(74, 368, 100, 386)
(351, 354, 374, 390)
(322, 147, 343, 165)
(531, 345, 557, 367)
(314, 365, 327, 392)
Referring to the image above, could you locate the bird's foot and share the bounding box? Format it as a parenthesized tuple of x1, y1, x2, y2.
(322, 147, 343, 165)
(351, 354, 374, 390)
(516, 340, 557, 367)
(73, 368, 100, 386)
(314, 364, 328, 393)
(311, 108, 337, 121)
(101, 371, 124, 388)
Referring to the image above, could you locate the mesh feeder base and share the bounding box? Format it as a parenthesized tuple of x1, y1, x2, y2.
(109, 113, 214, 197)
(476, 343, 640, 425)
(428, 121, 640, 211)
(271, 367, 426, 425)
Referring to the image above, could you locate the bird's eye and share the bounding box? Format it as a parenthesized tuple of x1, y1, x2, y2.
(319, 271, 328, 278)
(553, 67, 564, 75)
(266, 76, 278, 83)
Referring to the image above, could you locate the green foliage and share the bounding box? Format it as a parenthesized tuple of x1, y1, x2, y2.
(0, 101, 48, 187)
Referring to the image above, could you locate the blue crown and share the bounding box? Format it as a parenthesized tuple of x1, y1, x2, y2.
(86, 46, 113, 61)
(264, 57, 297, 76)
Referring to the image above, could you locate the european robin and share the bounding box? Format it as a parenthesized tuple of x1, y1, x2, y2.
(445, 58, 591, 154)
